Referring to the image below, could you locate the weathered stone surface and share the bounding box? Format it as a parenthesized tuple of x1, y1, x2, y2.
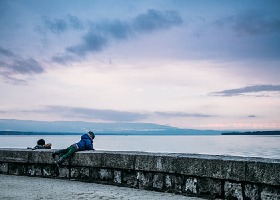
(42, 165, 57, 178)
(28, 150, 53, 164)
(26, 165, 42, 176)
(197, 178, 221, 197)
(0, 149, 29, 163)
(114, 170, 122, 184)
(135, 153, 176, 173)
(8, 163, 26, 175)
(0, 162, 8, 174)
(70, 167, 90, 180)
(0, 148, 280, 200)
(165, 175, 173, 190)
(122, 170, 137, 187)
(244, 184, 260, 200)
(174, 175, 183, 194)
(57, 166, 69, 179)
(99, 168, 113, 180)
(90, 167, 100, 180)
(260, 186, 280, 200)
(71, 151, 102, 167)
(246, 160, 280, 186)
(185, 177, 198, 194)
(137, 171, 153, 189)
(175, 155, 246, 181)
(103, 152, 135, 169)
(224, 181, 243, 200)
(153, 173, 164, 189)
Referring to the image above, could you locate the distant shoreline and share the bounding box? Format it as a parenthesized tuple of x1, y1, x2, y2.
(1, 130, 280, 136)
(222, 131, 280, 135)
(0, 131, 216, 136)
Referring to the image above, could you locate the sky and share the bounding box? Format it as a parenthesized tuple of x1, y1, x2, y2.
(0, 0, 280, 130)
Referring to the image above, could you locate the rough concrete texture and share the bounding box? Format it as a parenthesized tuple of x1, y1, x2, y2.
(0, 174, 203, 200)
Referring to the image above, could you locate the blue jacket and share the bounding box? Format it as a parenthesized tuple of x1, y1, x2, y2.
(75, 133, 94, 151)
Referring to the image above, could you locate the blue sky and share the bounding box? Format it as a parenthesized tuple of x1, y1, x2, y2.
(0, 0, 280, 130)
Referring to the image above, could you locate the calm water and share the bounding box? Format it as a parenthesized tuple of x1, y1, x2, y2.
(0, 135, 279, 159)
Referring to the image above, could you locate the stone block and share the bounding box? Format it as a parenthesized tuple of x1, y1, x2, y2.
(29, 150, 53, 164)
(197, 177, 222, 197)
(80, 167, 90, 180)
(137, 171, 153, 189)
(103, 152, 135, 169)
(246, 160, 280, 186)
(153, 173, 164, 190)
(90, 167, 100, 180)
(0, 162, 8, 174)
(165, 175, 173, 190)
(244, 183, 260, 200)
(0, 149, 29, 163)
(185, 177, 198, 194)
(122, 170, 137, 187)
(224, 181, 243, 200)
(70, 167, 90, 180)
(70, 167, 79, 179)
(26, 165, 42, 176)
(57, 166, 69, 178)
(71, 151, 102, 167)
(99, 168, 113, 180)
(174, 175, 183, 194)
(135, 153, 176, 173)
(260, 186, 280, 200)
(41, 165, 58, 178)
(175, 155, 246, 181)
(8, 163, 26, 175)
(114, 170, 122, 184)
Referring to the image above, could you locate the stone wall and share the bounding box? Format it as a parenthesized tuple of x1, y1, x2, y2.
(0, 148, 279, 199)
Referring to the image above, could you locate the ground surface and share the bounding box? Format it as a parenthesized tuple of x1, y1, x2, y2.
(0, 174, 205, 200)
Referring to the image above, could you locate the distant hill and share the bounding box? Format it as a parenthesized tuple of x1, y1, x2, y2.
(0, 119, 221, 135)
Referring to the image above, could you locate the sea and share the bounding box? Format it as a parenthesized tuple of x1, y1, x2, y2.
(0, 135, 279, 159)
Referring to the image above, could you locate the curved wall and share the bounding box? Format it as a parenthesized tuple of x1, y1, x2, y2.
(0, 149, 279, 199)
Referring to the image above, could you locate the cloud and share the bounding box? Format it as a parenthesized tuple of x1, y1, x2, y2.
(155, 111, 214, 118)
(133, 9, 183, 32)
(7, 58, 44, 74)
(53, 9, 182, 58)
(0, 47, 44, 74)
(248, 115, 256, 118)
(45, 106, 148, 122)
(94, 19, 131, 40)
(0, 47, 16, 58)
(210, 85, 280, 96)
(51, 54, 76, 64)
(41, 15, 84, 34)
(214, 11, 280, 36)
(0, 47, 44, 83)
(66, 33, 108, 56)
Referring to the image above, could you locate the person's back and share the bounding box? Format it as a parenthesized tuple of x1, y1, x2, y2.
(76, 133, 94, 151)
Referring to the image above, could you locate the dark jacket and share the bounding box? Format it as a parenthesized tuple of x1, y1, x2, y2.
(75, 133, 94, 151)
(32, 145, 45, 150)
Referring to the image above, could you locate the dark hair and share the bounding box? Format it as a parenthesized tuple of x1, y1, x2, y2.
(88, 131, 95, 139)
(37, 139, 45, 145)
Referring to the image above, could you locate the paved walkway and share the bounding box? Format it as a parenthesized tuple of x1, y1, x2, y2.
(0, 174, 204, 200)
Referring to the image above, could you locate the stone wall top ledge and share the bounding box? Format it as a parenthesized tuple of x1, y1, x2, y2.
(1, 148, 279, 164)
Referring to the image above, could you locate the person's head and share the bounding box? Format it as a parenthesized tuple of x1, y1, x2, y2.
(37, 139, 45, 146)
(88, 131, 95, 140)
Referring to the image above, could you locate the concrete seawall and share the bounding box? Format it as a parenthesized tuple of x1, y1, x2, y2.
(0, 148, 279, 199)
